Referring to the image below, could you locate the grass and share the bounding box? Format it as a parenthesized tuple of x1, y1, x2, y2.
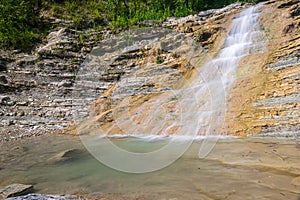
(0, 0, 267, 50)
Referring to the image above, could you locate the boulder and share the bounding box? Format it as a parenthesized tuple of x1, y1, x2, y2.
(47, 149, 84, 163)
(6, 194, 81, 200)
(0, 184, 34, 199)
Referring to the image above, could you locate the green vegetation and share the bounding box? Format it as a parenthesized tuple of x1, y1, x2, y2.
(0, 0, 266, 50)
(0, 0, 41, 49)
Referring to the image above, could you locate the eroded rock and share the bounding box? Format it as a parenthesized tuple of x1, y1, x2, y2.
(47, 149, 84, 163)
(6, 194, 82, 200)
(0, 184, 34, 199)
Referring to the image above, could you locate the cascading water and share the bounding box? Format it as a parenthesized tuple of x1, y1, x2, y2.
(130, 4, 264, 139)
(192, 5, 263, 157)
(76, 4, 264, 172)
(209, 5, 263, 89)
(77, 5, 263, 139)
(193, 4, 263, 134)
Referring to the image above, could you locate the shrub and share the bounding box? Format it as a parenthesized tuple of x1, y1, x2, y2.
(0, 0, 40, 50)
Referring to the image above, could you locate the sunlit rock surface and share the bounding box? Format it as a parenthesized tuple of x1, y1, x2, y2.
(225, 0, 300, 136)
(69, 0, 300, 137)
(0, 0, 299, 139)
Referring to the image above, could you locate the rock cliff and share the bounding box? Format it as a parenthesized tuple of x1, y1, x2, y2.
(0, 0, 299, 140)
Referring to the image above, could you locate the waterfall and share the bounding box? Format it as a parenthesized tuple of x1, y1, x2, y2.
(90, 4, 264, 139)
(194, 5, 263, 157)
(210, 5, 262, 88)
(77, 5, 263, 138)
(78, 4, 264, 173)
(194, 4, 263, 133)
(151, 4, 264, 138)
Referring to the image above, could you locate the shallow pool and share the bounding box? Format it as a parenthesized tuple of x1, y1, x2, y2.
(0, 135, 300, 200)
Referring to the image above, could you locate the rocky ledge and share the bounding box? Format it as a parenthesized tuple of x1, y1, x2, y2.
(0, 27, 111, 141)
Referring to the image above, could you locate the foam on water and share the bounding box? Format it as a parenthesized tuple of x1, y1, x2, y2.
(97, 134, 238, 142)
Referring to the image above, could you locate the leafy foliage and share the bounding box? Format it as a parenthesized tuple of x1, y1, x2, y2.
(0, 0, 266, 50)
(0, 0, 42, 49)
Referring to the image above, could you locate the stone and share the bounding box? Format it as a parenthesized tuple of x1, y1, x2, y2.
(47, 149, 84, 163)
(57, 80, 72, 88)
(16, 101, 29, 106)
(1, 120, 14, 126)
(6, 101, 15, 106)
(283, 23, 295, 34)
(47, 28, 67, 41)
(0, 96, 10, 105)
(6, 194, 81, 200)
(0, 184, 34, 198)
(142, 20, 160, 26)
(19, 121, 29, 126)
(0, 75, 8, 84)
(17, 111, 25, 117)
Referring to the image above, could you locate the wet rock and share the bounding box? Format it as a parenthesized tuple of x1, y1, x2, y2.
(1, 0, 299, 140)
(6, 194, 81, 200)
(47, 149, 84, 163)
(0, 184, 34, 198)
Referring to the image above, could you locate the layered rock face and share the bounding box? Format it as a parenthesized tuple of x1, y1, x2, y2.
(0, 0, 299, 139)
(74, 0, 300, 137)
(224, 0, 300, 136)
(67, 3, 251, 136)
(0, 28, 110, 141)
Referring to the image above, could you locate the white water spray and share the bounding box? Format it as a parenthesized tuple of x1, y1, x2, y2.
(194, 5, 263, 157)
